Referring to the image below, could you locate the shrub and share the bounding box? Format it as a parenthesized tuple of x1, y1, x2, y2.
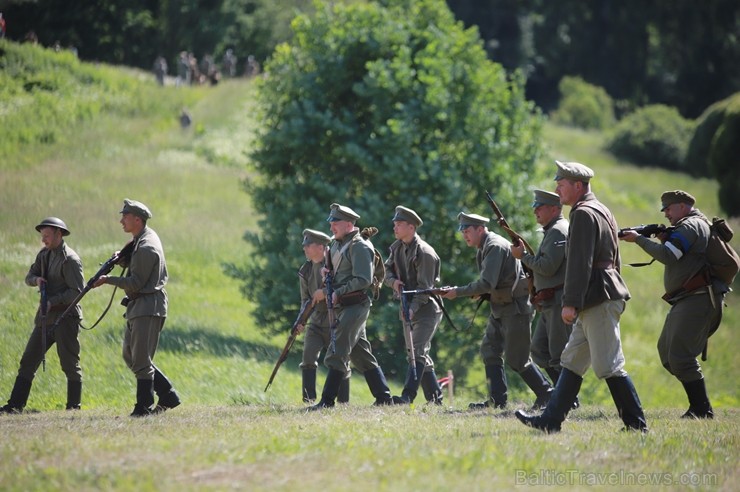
(551, 76, 615, 130)
(707, 96, 740, 216)
(605, 104, 694, 170)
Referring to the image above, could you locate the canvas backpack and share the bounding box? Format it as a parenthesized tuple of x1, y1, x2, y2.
(705, 217, 740, 285)
(359, 227, 386, 300)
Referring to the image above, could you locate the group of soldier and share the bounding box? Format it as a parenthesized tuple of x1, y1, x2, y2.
(1, 159, 729, 432)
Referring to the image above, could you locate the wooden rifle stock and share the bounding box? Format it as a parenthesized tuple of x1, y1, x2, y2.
(40, 282, 48, 372)
(264, 299, 315, 392)
(400, 292, 417, 381)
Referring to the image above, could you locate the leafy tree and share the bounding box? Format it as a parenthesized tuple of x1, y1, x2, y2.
(227, 0, 543, 382)
(551, 76, 615, 130)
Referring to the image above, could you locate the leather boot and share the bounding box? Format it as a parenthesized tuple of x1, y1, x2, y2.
(421, 370, 443, 405)
(363, 367, 393, 405)
(681, 378, 714, 419)
(518, 365, 553, 410)
(515, 368, 583, 433)
(0, 376, 33, 414)
(337, 376, 350, 404)
(66, 380, 82, 410)
(302, 368, 317, 403)
(130, 379, 155, 417)
(392, 361, 426, 404)
(309, 369, 344, 411)
(469, 365, 507, 409)
(606, 375, 648, 432)
(546, 366, 579, 409)
(153, 367, 181, 413)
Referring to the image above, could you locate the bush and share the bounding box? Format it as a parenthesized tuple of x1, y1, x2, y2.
(684, 97, 730, 178)
(551, 76, 615, 130)
(707, 96, 740, 216)
(605, 104, 694, 170)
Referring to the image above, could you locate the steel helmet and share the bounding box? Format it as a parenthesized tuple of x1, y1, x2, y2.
(35, 217, 70, 236)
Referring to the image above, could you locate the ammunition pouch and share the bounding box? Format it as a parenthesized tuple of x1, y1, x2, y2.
(490, 281, 529, 304)
(339, 291, 369, 306)
(532, 284, 564, 305)
(662, 268, 711, 304)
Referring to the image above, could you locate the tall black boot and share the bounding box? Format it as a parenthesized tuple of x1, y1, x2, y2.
(681, 378, 714, 419)
(518, 365, 553, 410)
(515, 368, 583, 433)
(130, 379, 155, 417)
(546, 366, 579, 409)
(309, 369, 344, 411)
(421, 370, 443, 405)
(153, 367, 181, 413)
(337, 376, 350, 404)
(0, 376, 33, 414)
(392, 361, 426, 404)
(363, 367, 393, 405)
(605, 375, 648, 432)
(302, 368, 317, 403)
(469, 365, 507, 409)
(66, 380, 82, 410)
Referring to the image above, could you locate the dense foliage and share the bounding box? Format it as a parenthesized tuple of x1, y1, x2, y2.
(550, 76, 615, 130)
(227, 0, 543, 380)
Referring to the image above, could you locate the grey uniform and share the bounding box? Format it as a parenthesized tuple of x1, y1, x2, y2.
(520, 215, 570, 370)
(298, 260, 332, 369)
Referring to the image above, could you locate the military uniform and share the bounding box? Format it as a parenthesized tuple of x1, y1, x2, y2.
(516, 161, 647, 433)
(384, 206, 444, 404)
(1, 218, 84, 413)
(311, 203, 393, 409)
(632, 190, 725, 418)
(452, 212, 552, 409)
(519, 190, 571, 386)
(104, 199, 180, 416)
(298, 229, 350, 403)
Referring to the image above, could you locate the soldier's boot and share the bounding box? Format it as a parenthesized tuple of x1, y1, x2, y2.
(605, 375, 648, 432)
(681, 378, 714, 419)
(153, 367, 181, 413)
(302, 368, 317, 403)
(130, 379, 155, 417)
(515, 368, 583, 433)
(392, 361, 426, 404)
(468, 364, 507, 409)
(65, 380, 82, 410)
(546, 366, 579, 410)
(337, 376, 350, 404)
(308, 369, 344, 411)
(518, 365, 553, 410)
(421, 370, 444, 405)
(0, 376, 33, 414)
(363, 367, 393, 406)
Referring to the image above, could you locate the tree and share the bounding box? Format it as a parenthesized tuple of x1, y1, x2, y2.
(227, 0, 543, 382)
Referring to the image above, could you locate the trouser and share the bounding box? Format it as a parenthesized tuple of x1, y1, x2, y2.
(401, 305, 443, 369)
(480, 310, 535, 372)
(18, 315, 82, 382)
(123, 315, 165, 380)
(323, 302, 380, 375)
(530, 294, 571, 370)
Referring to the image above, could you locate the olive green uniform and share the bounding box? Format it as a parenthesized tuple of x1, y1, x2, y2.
(299, 260, 332, 369)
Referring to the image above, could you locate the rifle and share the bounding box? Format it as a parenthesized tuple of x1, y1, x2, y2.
(324, 245, 338, 354)
(485, 191, 536, 299)
(51, 240, 135, 330)
(264, 299, 315, 392)
(40, 282, 48, 372)
(400, 291, 417, 382)
(401, 287, 454, 296)
(618, 224, 675, 238)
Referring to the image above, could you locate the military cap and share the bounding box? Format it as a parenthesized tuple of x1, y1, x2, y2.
(35, 217, 70, 236)
(302, 228, 331, 246)
(457, 212, 490, 231)
(660, 190, 696, 211)
(532, 189, 561, 208)
(392, 205, 423, 227)
(554, 160, 594, 182)
(326, 203, 360, 223)
(119, 198, 152, 220)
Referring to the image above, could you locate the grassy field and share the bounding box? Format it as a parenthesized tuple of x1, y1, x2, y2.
(0, 47, 738, 491)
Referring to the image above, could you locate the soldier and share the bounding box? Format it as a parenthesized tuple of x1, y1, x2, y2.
(93, 199, 180, 417)
(516, 161, 648, 433)
(310, 203, 394, 409)
(620, 190, 727, 419)
(441, 212, 552, 410)
(511, 190, 576, 406)
(295, 228, 350, 404)
(1, 218, 84, 413)
(384, 206, 445, 405)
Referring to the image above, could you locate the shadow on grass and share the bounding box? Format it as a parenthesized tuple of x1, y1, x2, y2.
(158, 325, 288, 363)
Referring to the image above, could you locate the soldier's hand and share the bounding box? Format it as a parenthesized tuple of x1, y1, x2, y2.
(408, 308, 414, 320)
(511, 243, 525, 259)
(562, 306, 577, 324)
(393, 279, 404, 296)
(93, 275, 108, 288)
(619, 230, 639, 243)
(35, 277, 46, 287)
(295, 323, 306, 334)
(441, 288, 458, 300)
(312, 289, 326, 304)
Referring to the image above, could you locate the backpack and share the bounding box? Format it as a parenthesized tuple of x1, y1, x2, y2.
(359, 227, 386, 300)
(705, 217, 740, 285)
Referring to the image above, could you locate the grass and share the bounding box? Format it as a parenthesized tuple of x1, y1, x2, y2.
(0, 44, 738, 491)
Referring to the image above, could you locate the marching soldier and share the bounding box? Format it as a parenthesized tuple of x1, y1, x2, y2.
(1, 218, 84, 413)
(384, 206, 445, 405)
(295, 229, 350, 403)
(94, 199, 180, 417)
(441, 212, 552, 410)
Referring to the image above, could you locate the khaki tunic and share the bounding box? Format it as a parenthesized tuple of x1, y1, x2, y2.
(298, 260, 333, 369)
(19, 241, 84, 381)
(384, 234, 443, 368)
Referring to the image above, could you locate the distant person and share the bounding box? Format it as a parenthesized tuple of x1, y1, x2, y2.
(1, 218, 84, 414)
(0, 13, 6, 39)
(153, 56, 168, 86)
(222, 49, 237, 78)
(93, 199, 180, 417)
(245, 55, 260, 78)
(176, 51, 190, 87)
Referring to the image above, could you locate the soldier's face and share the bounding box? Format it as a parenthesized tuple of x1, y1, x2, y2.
(120, 213, 142, 234)
(534, 204, 560, 226)
(663, 203, 689, 225)
(39, 227, 62, 250)
(461, 225, 483, 247)
(393, 221, 415, 242)
(303, 243, 325, 263)
(330, 220, 353, 239)
(555, 179, 581, 206)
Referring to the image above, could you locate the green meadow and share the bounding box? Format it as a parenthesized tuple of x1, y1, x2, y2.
(0, 42, 737, 491)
